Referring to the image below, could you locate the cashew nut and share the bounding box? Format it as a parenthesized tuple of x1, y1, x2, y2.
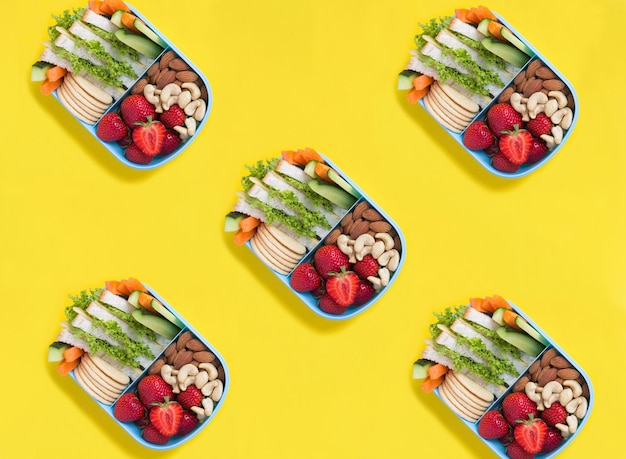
(160, 83, 182, 110)
(566, 414, 578, 434)
(378, 267, 390, 287)
(202, 397, 214, 416)
(555, 423, 570, 438)
(177, 90, 192, 109)
(510, 92, 526, 114)
(355, 244, 372, 261)
(527, 92, 548, 119)
(181, 82, 201, 100)
(378, 249, 399, 267)
(174, 125, 190, 141)
(191, 405, 206, 421)
(540, 134, 556, 149)
(185, 117, 197, 136)
(563, 380, 583, 398)
(559, 387, 574, 407)
(525, 381, 542, 404)
(160, 364, 178, 387)
(367, 276, 382, 291)
(198, 362, 219, 381)
(375, 232, 394, 251)
(177, 363, 199, 390)
(210, 379, 224, 402)
(559, 107, 573, 130)
(184, 99, 206, 121)
(387, 250, 400, 272)
(551, 125, 563, 145)
(575, 397, 588, 419)
(194, 370, 210, 389)
(566, 397, 584, 414)
(371, 240, 386, 259)
(143, 84, 161, 107)
(201, 379, 219, 397)
(550, 108, 569, 125)
(354, 233, 375, 254)
(548, 90, 568, 109)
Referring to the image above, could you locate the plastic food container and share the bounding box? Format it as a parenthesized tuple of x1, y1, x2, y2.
(416, 298, 592, 458)
(57, 283, 229, 449)
(39, 3, 212, 169)
(399, 9, 578, 178)
(227, 151, 405, 320)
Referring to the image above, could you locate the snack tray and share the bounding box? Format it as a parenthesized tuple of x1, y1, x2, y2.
(51, 3, 213, 170)
(434, 300, 593, 458)
(69, 284, 229, 450)
(418, 13, 579, 178)
(246, 154, 406, 320)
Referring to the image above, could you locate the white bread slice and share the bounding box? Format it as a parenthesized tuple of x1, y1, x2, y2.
(69, 21, 147, 76)
(448, 17, 486, 42)
(463, 306, 500, 331)
(99, 289, 135, 314)
(233, 197, 319, 250)
(82, 8, 119, 33)
(274, 159, 312, 183)
(85, 301, 165, 357)
(56, 324, 142, 380)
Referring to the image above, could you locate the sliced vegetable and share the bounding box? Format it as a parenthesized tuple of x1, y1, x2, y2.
(233, 228, 256, 246)
(412, 359, 434, 379)
(239, 216, 261, 233)
(63, 346, 84, 363)
(421, 375, 445, 392)
(413, 74, 433, 91)
(427, 363, 449, 380)
(503, 309, 522, 330)
(314, 162, 332, 182)
(39, 78, 62, 95)
(225, 211, 246, 232)
(121, 12, 140, 32)
(48, 342, 71, 362)
(406, 86, 428, 104)
(31, 61, 53, 82)
(105, 280, 121, 295)
(57, 358, 80, 376)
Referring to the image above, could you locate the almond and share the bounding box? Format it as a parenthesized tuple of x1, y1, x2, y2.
(173, 350, 194, 369)
(540, 348, 558, 367)
(549, 356, 571, 369)
(535, 66, 557, 79)
(147, 63, 160, 82)
(176, 331, 193, 350)
(148, 358, 165, 375)
(537, 366, 558, 386)
(526, 60, 542, 78)
(514, 71, 527, 89)
(512, 375, 530, 393)
(324, 228, 341, 245)
(349, 219, 370, 239)
(131, 78, 148, 95)
(341, 213, 354, 230)
(369, 221, 392, 233)
(168, 58, 190, 71)
(159, 50, 176, 69)
(185, 338, 207, 352)
(557, 368, 580, 380)
(362, 208, 383, 222)
(529, 360, 542, 380)
(393, 235, 402, 251)
(497, 86, 514, 104)
(523, 78, 544, 98)
(542, 79, 565, 91)
(193, 351, 216, 363)
(352, 201, 370, 220)
(176, 70, 199, 83)
(156, 69, 177, 89)
(164, 342, 178, 360)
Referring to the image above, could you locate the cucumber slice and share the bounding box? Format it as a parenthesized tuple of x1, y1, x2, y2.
(492, 307, 507, 326)
(481, 37, 530, 68)
(31, 61, 53, 82)
(225, 211, 246, 232)
(134, 19, 168, 48)
(114, 28, 163, 59)
(327, 169, 360, 198)
(397, 69, 418, 90)
(477, 18, 492, 37)
(304, 160, 320, 179)
(132, 309, 180, 339)
(308, 179, 357, 209)
(412, 359, 434, 379)
(48, 341, 70, 362)
(150, 299, 185, 329)
(127, 290, 141, 308)
(515, 316, 549, 346)
(500, 27, 534, 58)
(496, 327, 545, 357)
(110, 10, 125, 28)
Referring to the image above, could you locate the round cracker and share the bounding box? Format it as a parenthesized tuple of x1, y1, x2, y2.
(77, 361, 122, 400)
(254, 234, 298, 270)
(63, 74, 110, 112)
(251, 236, 291, 275)
(59, 82, 103, 122)
(255, 227, 302, 264)
(67, 72, 113, 105)
(429, 84, 476, 122)
(262, 223, 306, 255)
(426, 91, 472, 129)
(435, 81, 480, 113)
(423, 93, 464, 133)
(57, 83, 99, 124)
(445, 374, 491, 412)
(81, 354, 128, 392)
(439, 379, 480, 422)
(84, 353, 130, 386)
(448, 370, 494, 403)
(74, 362, 116, 405)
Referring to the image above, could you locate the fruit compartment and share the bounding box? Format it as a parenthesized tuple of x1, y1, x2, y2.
(402, 10, 578, 178)
(230, 153, 405, 320)
(430, 301, 593, 458)
(46, 3, 212, 170)
(69, 285, 229, 450)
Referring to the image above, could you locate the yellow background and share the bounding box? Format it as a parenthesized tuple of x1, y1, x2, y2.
(2, 0, 624, 457)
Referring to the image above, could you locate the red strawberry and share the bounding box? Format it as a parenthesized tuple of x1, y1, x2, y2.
(478, 410, 510, 439)
(311, 283, 326, 298)
(525, 138, 548, 164)
(134, 412, 150, 429)
(506, 440, 534, 459)
(463, 121, 495, 150)
(176, 385, 203, 410)
(485, 141, 501, 156)
(120, 94, 157, 127)
(541, 402, 566, 427)
(313, 245, 350, 280)
(96, 112, 128, 142)
(158, 130, 181, 156)
(113, 393, 145, 422)
(176, 410, 199, 436)
(352, 280, 375, 306)
(325, 267, 359, 307)
(318, 293, 347, 315)
(499, 126, 532, 165)
(289, 262, 322, 292)
(142, 423, 170, 445)
(353, 254, 379, 279)
(501, 392, 539, 426)
(513, 415, 547, 454)
(137, 375, 174, 408)
(526, 112, 552, 138)
(499, 427, 515, 446)
(487, 103, 523, 137)
(149, 397, 183, 437)
(132, 117, 166, 156)
(159, 105, 186, 129)
(491, 153, 520, 173)
(125, 143, 153, 165)
(117, 131, 133, 148)
(540, 427, 563, 453)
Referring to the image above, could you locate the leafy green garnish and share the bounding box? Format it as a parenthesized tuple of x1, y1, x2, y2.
(65, 288, 102, 321)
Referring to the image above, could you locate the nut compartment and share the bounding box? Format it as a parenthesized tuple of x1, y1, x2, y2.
(55, 283, 229, 450)
(227, 151, 405, 320)
(399, 9, 578, 177)
(37, 3, 212, 169)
